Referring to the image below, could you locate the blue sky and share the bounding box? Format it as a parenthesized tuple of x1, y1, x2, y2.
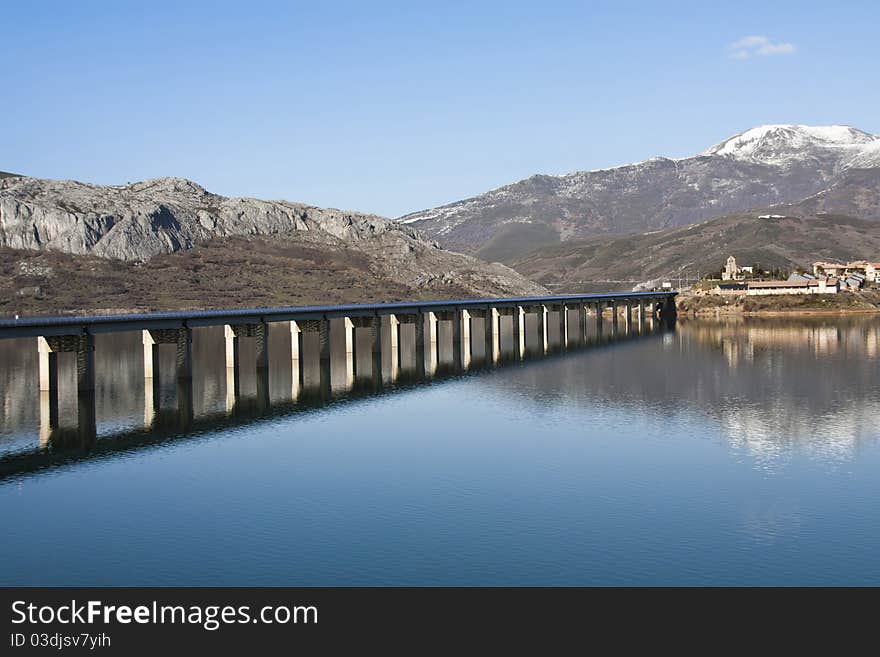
(2, 0, 878, 217)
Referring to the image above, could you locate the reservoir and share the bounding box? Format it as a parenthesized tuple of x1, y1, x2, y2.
(1, 316, 879, 585)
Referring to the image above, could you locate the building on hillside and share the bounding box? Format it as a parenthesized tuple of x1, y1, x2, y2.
(745, 277, 840, 296)
(813, 260, 880, 282)
(813, 261, 846, 277)
(722, 256, 741, 281)
(713, 282, 748, 296)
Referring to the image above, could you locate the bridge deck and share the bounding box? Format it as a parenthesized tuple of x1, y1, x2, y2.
(0, 291, 676, 338)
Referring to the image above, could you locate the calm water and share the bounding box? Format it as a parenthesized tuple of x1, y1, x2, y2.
(1, 315, 879, 585)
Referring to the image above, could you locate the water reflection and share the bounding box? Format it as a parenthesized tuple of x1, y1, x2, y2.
(476, 316, 880, 466)
(2, 314, 880, 586)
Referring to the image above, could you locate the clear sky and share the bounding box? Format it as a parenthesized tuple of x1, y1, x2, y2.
(3, 0, 878, 217)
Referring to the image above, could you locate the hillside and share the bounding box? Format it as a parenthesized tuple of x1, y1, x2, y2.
(1, 229, 547, 316)
(0, 175, 545, 316)
(511, 213, 880, 291)
(400, 125, 880, 261)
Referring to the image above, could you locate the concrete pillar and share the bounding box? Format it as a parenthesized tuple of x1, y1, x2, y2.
(425, 311, 439, 374)
(414, 313, 427, 376)
(512, 306, 525, 358)
(638, 301, 647, 332)
(452, 310, 470, 370)
(558, 306, 569, 350)
(290, 320, 303, 361)
(37, 336, 58, 395)
(536, 305, 549, 354)
(595, 302, 604, 336)
(578, 304, 587, 344)
(318, 319, 331, 392)
(344, 317, 358, 381)
(611, 301, 619, 335)
(142, 330, 158, 379)
(370, 316, 383, 384)
(624, 301, 632, 334)
(224, 325, 239, 371)
(255, 322, 269, 372)
(291, 320, 304, 393)
(76, 333, 95, 393)
(38, 337, 59, 447)
(484, 308, 499, 363)
(224, 325, 241, 403)
(387, 314, 401, 375)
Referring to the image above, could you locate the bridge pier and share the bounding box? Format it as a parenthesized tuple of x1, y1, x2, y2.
(638, 301, 647, 332)
(486, 307, 500, 363)
(595, 302, 604, 337)
(448, 309, 471, 370)
(37, 334, 96, 447)
(224, 322, 271, 409)
(577, 304, 587, 344)
(511, 306, 525, 358)
(143, 328, 193, 381)
(462, 308, 498, 365)
(295, 319, 331, 393)
(388, 312, 429, 377)
(424, 312, 439, 374)
(369, 316, 383, 384)
(528, 305, 548, 354)
(557, 305, 569, 350)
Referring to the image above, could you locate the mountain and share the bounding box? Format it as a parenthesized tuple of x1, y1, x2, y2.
(511, 212, 880, 292)
(0, 175, 545, 315)
(400, 125, 880, 262)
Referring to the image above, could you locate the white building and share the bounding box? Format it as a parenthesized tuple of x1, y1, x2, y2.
(746, 278, 839, 296)
(721, 256, 740, 281)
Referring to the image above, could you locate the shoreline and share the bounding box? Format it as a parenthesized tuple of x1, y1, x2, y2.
(683, 308, 880, 317)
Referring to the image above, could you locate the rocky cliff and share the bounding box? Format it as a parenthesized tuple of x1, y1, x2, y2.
(0, 175, 546, 315)
(0, 175, 423, 261)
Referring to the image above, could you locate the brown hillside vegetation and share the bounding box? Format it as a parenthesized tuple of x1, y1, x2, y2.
(511, 213, 880, 291)
(0, 231, 546, 317)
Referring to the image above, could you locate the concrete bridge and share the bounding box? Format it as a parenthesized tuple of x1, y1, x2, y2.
(0, 291, 677, 449)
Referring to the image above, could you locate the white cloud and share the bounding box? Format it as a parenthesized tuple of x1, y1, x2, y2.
(729, 35, 796, 59)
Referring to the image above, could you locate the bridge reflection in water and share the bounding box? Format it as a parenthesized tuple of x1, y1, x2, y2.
(0, 293, 677, 479)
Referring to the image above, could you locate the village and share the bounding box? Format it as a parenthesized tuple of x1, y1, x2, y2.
(699, 256, 880, 297)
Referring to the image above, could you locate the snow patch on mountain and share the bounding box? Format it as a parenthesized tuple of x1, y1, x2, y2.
(703, 124, 879, 167)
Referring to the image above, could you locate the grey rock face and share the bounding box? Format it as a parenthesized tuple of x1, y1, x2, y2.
(399, 125, 880, 261)
(0, 176, 421, 261)
(0, 175, 546, 301)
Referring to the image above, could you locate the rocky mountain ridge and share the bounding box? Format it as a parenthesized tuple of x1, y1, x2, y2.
(0, 175, 424, 261)
(0, 175, 546, 313)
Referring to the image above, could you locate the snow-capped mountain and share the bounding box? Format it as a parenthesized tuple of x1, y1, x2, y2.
(400, 125, 880, 263)
(704, 124, 880, 167)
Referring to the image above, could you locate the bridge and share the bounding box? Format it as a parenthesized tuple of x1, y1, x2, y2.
(0, 291, 677, 452)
